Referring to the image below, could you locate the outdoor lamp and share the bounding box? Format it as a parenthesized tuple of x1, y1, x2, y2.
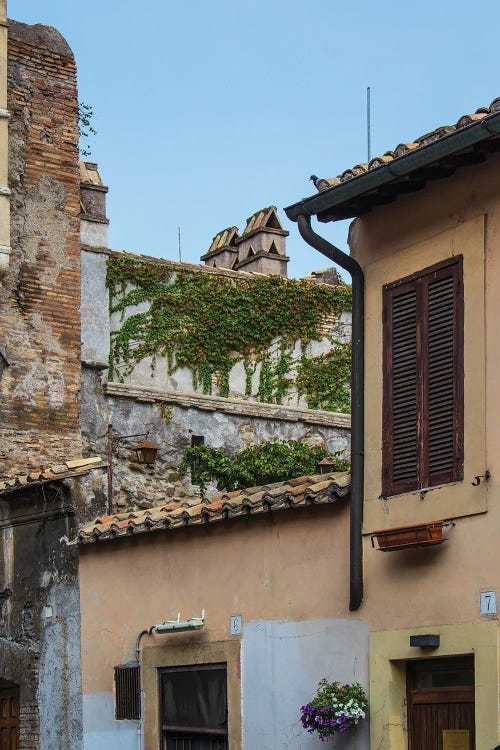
(132, 440, 159, 465)
(317, 457, 335, 475)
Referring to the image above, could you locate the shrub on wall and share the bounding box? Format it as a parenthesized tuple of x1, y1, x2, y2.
(179, 440, 350, 494)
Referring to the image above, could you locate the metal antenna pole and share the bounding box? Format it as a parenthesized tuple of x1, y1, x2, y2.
(178, 227, 182, 262)
(367, 86, 371, 162)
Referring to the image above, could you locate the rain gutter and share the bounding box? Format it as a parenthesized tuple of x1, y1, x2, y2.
(286, 111, 500, 222)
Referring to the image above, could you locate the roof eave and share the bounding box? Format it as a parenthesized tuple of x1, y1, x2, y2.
(285, 112, 500, 223)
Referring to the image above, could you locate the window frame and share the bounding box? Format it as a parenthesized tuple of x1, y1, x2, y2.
(159, 662, 228, 750)
(382, 255, 464, 498)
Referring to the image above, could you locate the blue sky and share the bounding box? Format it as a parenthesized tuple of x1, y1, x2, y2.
(11, 0, 500, 279)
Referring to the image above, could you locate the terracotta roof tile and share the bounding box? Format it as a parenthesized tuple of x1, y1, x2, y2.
(0, 456, 107, 496)
(313, 97, 500, 192)
(74, 471, 351, 546)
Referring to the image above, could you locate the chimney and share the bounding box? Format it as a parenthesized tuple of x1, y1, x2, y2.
(200, 226, 239, 269)
(79, 161, 109, 247)
(234, 206, 289, 276)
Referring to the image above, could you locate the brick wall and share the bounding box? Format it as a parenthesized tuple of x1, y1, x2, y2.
(0, 21, 82, 475)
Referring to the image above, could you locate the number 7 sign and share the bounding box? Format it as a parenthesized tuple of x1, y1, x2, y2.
(480, 590, 497, 615)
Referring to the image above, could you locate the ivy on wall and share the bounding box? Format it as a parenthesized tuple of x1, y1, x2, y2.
(106, 255, 352, 411)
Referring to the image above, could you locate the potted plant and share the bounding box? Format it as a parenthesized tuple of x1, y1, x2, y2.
(300, 678, 368, 741)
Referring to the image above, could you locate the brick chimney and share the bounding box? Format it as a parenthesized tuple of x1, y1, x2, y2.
(200, 226, 239, 269)
(234, 206, 289, 276)
(79, 161, 109, 247)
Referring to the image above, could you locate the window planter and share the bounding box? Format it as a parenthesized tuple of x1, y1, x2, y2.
(371, 520, 454, 552)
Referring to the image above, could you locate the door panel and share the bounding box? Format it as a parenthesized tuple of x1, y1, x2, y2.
(407, 657, 474, 750)
(0, 687, 19, 750)
(410, 702, 474, 750)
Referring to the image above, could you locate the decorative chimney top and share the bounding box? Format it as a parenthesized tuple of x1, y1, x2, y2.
(235, 206, 289, 276)
(200, 226, 239, 269)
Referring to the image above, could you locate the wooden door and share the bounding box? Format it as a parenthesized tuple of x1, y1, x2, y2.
(407, 657, 475, 750)
(0, 687, 19, 750)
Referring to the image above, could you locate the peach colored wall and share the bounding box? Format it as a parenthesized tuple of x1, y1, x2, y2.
(80, 153, 500, 750)
(345, 151, 500, 635)
(79, 504, 353, 694)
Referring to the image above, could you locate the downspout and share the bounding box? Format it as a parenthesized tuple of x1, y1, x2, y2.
(297, 215, 364, 611)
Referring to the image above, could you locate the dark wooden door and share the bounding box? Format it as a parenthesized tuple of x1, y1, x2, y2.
(407, 657, 475, 750)
(0, 687, 19, 750)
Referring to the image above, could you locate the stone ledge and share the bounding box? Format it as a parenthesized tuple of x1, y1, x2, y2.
(105, 381, 351, 429)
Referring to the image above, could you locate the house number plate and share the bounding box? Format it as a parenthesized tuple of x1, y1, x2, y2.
(480, 590, 497, 615)
(230, 615, 242, 636)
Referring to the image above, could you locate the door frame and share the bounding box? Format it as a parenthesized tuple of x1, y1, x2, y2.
(406, 655, 475, 750)
(369, 621, 499, 750)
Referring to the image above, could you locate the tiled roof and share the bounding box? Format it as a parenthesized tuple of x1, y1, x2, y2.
(313, 97, 500, 192)
(0, 456, 106, 496)
(201, 226, 239, 260)
(239, 206, 288, 238)
(75, 471, 351, 545)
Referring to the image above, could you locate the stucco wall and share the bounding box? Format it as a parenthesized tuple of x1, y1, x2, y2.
(78, 502, 371, 749)
(81, 247, 351, 408)
(347, 150, 500, 749)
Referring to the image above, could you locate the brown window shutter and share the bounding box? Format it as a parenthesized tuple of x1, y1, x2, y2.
(424, 263, 464, 487)
(383, 257, 463, 497)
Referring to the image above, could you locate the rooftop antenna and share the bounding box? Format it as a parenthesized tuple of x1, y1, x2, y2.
(367, 86, 371, 162)
(178, 226, 182, 262)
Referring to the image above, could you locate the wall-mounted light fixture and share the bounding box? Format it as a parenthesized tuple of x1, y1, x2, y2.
(317, 457, 335, 475)
(410, 634, 440, 648)
(132, 440, 159, 465)
(106, 425, 159, 513)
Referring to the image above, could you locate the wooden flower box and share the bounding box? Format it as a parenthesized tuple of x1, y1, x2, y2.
(371, 520, 451, 552)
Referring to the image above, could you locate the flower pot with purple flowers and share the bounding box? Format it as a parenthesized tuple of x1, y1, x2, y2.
(300, 679, 368, 741)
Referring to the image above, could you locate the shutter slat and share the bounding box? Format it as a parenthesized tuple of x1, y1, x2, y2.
(427, 273, 456, 480)
(391, 289, 418, 487)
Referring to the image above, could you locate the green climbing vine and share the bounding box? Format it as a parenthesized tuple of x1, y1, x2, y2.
(179, 440, 351, 495)
(106, 255, 352, 410)
(296, 341, 352, 413)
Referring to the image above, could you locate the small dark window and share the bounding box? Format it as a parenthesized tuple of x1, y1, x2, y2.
(160, 663, 228, 750)
(382, 256, 464, 497)
(115, 664, 141, 720)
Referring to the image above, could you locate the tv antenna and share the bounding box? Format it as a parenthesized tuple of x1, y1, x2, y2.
(367, 86, 371, 162)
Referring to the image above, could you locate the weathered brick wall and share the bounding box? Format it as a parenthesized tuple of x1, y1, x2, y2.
(0, 21, 82, 476)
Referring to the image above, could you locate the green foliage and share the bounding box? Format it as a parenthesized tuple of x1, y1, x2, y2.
(179, 439, 350, 495)
(106, 255, 352, 409)
(296, 341, 352, 413)
(78, 102, 97, 157)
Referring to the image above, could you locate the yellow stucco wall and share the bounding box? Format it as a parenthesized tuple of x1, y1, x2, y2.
(370, 621, 499, 750)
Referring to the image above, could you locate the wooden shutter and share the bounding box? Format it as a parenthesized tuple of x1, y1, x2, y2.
(115, 664, 141, 720)
(383, 257, 463, 497)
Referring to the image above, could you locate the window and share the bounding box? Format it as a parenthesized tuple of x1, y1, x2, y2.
(382, 256, 463, 497)
(160, 663, 228, 750)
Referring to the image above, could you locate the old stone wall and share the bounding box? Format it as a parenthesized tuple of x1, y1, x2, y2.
(81, 371, 350, 510)
(0, 21, 81, 476)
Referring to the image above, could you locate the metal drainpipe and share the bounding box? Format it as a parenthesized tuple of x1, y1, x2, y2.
(297, 214, 364, 611)
(135, 626, 154, 750)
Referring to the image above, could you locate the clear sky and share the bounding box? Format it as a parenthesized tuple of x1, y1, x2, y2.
(11, 0, 500, 279)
